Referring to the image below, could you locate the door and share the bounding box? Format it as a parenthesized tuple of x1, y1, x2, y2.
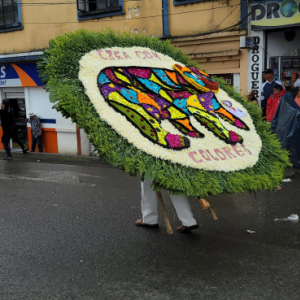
(4, 92, 28, 149)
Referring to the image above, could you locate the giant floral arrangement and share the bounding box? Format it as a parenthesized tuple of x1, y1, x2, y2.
(38, 29, 290, 197)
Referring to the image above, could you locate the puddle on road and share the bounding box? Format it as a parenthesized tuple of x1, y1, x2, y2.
(0, 170, 103, 187)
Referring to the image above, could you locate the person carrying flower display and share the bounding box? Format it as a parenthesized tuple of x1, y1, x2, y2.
(37, 30, 291, 234)
(135, 179, 198, 233)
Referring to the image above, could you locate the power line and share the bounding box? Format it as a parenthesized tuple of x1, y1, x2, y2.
(190, 0, 264, 55)
(190, 5, 239, 54)
(21, 3, 242, 25)
(19, 0, 240, 13)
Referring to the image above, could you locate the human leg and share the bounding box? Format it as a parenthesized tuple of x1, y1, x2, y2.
(169, 194, 197, 227)
(2, 132, 12, 158)
(36, 135, 43, 152)
(31, 134, 37, 152)
(139, 178, 159, 225)
(11, 129, 25, 151)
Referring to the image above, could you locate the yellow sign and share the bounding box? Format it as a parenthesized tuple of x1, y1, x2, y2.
(251, 0, 300, 30)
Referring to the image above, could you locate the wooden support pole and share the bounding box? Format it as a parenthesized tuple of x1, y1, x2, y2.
(156, 191, 173, 235)
(208, 207, 218, 221)
(199, 198, 218, 221)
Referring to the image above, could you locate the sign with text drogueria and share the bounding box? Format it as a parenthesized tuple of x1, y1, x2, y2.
(251, 0, 300, 30)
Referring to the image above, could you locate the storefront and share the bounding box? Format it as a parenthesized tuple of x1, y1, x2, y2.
(248, 0, 300, 104)
(0, 54, 90, 155)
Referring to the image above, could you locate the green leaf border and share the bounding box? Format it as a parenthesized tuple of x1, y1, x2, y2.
(37, 28, 291, 197)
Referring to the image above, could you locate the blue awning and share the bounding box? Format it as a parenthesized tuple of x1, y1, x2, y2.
(0, 55, 43, 64)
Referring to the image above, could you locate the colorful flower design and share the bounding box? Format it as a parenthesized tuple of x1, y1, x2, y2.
(97, 65, 249, 150)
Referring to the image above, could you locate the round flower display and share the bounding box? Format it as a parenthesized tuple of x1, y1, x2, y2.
(37, 29, 290, 197)
(79, 47, 261, 172)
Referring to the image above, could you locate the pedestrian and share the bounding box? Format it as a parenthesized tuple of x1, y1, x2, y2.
(292, 87, 300, 107)
(135, 179, 199, 233)
(247, 89, 258, 105)
(261, 69, 285, 117)
(28, 111, 43, 152)
(290, 72, 300, 90)
(266, 84, 286, 122)
(0, 100, 27, 160)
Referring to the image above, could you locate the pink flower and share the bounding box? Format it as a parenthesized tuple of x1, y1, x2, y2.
(188, 131, 198, 137)
(234, 119, 243, 128)
(230, 131, 240, 142)
(166, 133, 185, 148)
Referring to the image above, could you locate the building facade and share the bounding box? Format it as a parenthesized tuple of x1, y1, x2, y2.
(0, 0, 249, 155)
(247, 0, 300, 104)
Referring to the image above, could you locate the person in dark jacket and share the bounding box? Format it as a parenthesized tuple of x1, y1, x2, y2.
(266, 84, 286, 122)
(292, 87, 300, 107)
(0, 100, 27, 160)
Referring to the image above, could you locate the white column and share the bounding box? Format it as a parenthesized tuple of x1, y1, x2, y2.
(247, 30, 265, 108)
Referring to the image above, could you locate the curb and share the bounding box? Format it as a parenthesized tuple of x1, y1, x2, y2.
(0, 150, 112, 167)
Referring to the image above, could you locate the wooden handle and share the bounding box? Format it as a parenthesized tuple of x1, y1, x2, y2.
(209, 207, 218, 221)
(199, 198, 210, 210)
(199, 198, 218, 221)
(156, 191, 173, 235)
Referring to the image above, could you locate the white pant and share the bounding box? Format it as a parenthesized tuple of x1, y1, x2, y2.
(141, 179, 197, 227)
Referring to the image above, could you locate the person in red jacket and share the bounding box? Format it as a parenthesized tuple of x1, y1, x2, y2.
(266, 84, 286, 122)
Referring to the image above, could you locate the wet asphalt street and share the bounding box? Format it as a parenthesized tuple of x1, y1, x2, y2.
(0, 160, 299, 300)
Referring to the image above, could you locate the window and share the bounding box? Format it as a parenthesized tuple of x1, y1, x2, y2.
(77, 0, 124, 20)
(0, 0, 22, 32)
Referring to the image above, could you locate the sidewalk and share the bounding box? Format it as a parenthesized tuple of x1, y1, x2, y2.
(0, 150, 112, 167)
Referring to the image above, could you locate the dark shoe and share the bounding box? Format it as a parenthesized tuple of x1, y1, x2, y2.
(135, 218, 159, 228)
(3, 157, 13, 161)
(22, 147, 28, 154)
(177, 224, 199, 234)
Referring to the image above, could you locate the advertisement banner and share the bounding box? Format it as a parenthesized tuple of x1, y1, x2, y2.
(251, 0, 300, 30)
(0, 63, 43, 87)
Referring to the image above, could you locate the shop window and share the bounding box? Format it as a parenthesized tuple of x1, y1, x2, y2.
(173, 0, 204, 5)
(0, 0, 22, 33)
(211, 74, 234, 87)
(77, 0, 124, 21)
